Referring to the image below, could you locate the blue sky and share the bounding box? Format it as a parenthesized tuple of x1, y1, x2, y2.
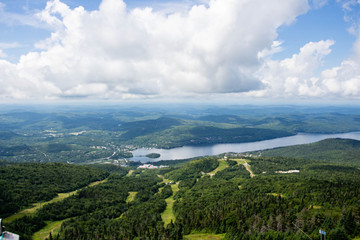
(275, 1, 355, 69)
(1, 0, 356, 65)
(0, 0, 360, 102)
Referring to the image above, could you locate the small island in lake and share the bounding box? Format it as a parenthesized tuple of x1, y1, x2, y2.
(146, 153, 161, 158)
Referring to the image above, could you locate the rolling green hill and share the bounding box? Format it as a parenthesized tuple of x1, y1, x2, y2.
(258, 138, 360, 165)
(0, 163, 109, 218)
(3, 153, 360, 240)
(0, 106, 360, 163)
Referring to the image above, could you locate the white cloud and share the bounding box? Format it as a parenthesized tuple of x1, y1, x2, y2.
(254, 40, 335, 98)
(0, 50, 6, 58)
(0, 42, 22, 59)
(0, 0, 310, 100)
(0, 2, 45, 28)
(310, 0, 329, 9)
(0, 42, 21, 49)
(0, 59, 61, 99)
(340, 0, 360, 35)
(253, 35, 360, 99)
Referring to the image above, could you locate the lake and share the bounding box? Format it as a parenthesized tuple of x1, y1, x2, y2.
(131, 132, 360, 162)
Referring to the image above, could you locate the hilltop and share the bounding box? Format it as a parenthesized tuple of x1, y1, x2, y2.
(2, 153, 360, 240)
(257, 138, 360, 165)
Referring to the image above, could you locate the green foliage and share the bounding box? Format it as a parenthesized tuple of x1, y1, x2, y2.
(328, 227, 350, 240)
(6, 215, 45, 240)
(0, 131, 18, 140)
(188, 126, 292, 145)
(89, 164, 130, 175)
(0, 163, 108, 217)
(46, 143, 72, 153)
(160, 185, 173, 199)
(260, 138, 360, 165)
(213, 164, 249, 180)
(146, 153, 161, 158)
(110, 150, 133, 158)
(1, 107, 360, 163)
(165, 157, 219, 181)
(118, 117, 181, 140)
(3, 155, 360, 240)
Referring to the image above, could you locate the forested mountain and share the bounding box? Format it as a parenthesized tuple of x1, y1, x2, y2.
(0, 163, 109, 218)
(258, 138, 360, 165)
(2, 155, 360, 240)
(0, 105, 360, 163)
(1, 105, 360, 239)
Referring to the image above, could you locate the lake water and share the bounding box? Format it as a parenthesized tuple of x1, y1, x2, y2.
(131, 132, 360, 162)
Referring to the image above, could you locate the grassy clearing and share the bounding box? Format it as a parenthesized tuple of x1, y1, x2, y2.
(267, 193, 285, 198)
(312, 205, 322, 209)
(4, 178, 107, 224)
(161, 183, 179, 226)
(232, 158, 250, 164)
(207, 159, 229, 177)
(127, 169, 134, 176)
(232, 159, 255, 178)
(32, 219, 68, 240)
(158, 175, 173, 184)
(184, 233, 226, 240)
(126, 192, 137, 203)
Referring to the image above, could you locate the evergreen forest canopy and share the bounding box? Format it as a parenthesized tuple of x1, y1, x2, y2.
(2, 148, 360, 239)
(1, 104, 360, 239)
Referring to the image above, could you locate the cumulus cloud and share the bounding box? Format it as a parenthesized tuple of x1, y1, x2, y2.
(3, 0, 360, 101)
(245, 0, 360, 100)
(252, 35, 360, 99)
(255, 40, 335, 98)
(0, 0, 310, 100)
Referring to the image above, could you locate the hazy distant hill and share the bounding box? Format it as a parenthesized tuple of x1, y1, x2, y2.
(259, 138, 360, 165)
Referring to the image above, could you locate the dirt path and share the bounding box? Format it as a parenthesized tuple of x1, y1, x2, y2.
(232, 159, 255, 178)
(243, 162, 255, 178)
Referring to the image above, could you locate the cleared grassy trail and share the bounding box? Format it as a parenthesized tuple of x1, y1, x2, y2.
(32, 219, 68, 240)
(5, 178, 107, 223)
(232, 158, 255, 178)
(207, 159, 229, 177)
(157, 175, 179, 226)
(162, 183, 179, 226)
(184, 233, 226, 240)
(28, 179, 108, 240)
(126, 191, 137, 203)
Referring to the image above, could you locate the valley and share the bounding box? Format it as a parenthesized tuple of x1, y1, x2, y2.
(1, 105, 360, 239)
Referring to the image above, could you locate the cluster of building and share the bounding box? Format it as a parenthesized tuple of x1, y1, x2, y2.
(137, 164, 168, 169)
(275, 170, 300, 174)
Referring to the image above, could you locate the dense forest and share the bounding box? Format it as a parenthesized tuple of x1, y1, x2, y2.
(1, 105, 360, 239)
(0, 163, 109, 218)
(1, 153, 360, 239)
(257, 138, 360, 165)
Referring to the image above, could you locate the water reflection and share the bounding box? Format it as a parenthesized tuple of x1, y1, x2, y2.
(131, 132, 360, 162)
